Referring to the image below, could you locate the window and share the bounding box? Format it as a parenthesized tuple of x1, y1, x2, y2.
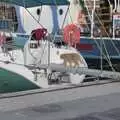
(36, 8, 41, 15)
(59, 9, 63, 15)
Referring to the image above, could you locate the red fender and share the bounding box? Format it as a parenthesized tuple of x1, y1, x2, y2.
(63, 24, 80, 46)
(31, 28, 47, 45)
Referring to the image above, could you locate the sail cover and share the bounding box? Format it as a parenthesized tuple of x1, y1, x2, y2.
(0, 0, 70, 7)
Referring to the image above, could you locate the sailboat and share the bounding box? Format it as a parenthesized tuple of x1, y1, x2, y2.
(0, 0, 87, 93)
(15, 0, 120, 72)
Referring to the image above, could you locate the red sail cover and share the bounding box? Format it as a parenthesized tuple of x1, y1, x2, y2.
(63, 24, 80, 46)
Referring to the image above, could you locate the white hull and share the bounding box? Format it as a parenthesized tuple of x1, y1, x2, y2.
(0, 39, 87, 90)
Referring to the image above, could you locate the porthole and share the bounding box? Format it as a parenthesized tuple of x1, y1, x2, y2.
(37, 8, 41, 15)
(59, 9, 63, 15)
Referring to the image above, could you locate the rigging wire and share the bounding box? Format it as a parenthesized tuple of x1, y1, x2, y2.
(25, 8, 44, 28)
(82, 0, 116, 71)
(94, 11, 120, 57)
(94, 14, 116, 71)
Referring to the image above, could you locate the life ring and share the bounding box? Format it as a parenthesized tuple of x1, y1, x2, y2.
(63, 24, 80, 46)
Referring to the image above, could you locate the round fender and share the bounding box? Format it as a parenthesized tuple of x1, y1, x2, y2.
(69, 74, 85, 84)
(63, 24, 80, 46)
(31, 28, 47, 45)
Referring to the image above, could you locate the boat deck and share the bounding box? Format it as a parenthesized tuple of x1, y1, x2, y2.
(0, 81, 120, 119)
